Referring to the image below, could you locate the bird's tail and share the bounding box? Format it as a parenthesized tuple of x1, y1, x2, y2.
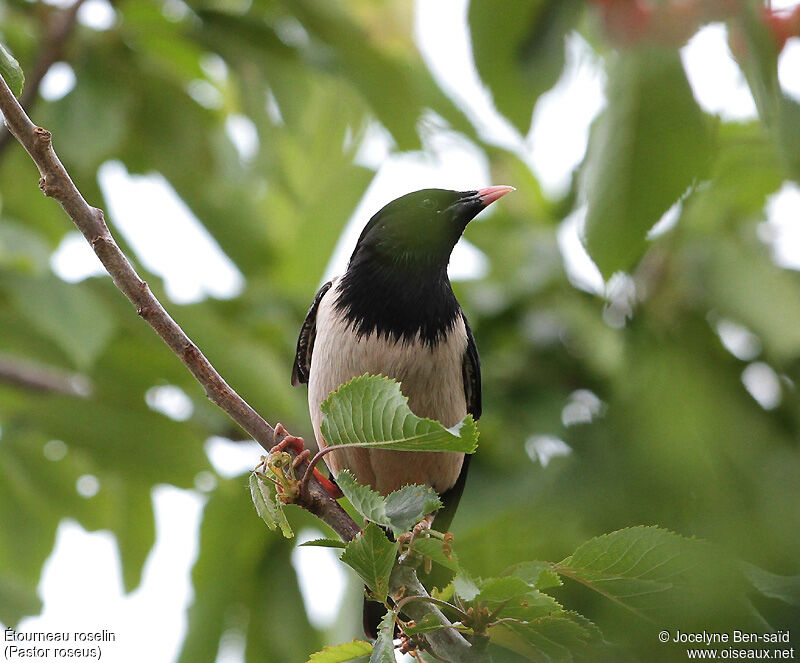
(362, 596, 387, 639)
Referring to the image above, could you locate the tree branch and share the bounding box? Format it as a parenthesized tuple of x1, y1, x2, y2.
(0, 0, 87, 159)
(0, 69, 360, 544)
(391, 565, 489, 663)
(0, 353, 92, 397)
(0, 69, 481, 661)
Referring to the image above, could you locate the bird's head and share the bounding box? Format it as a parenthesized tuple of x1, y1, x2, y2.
(348, 186, 514, 272)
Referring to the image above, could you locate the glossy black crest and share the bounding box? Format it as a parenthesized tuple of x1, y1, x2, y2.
(336, 189, 483, 345)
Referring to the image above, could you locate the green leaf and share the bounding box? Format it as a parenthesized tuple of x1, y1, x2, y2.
(0, 42, 24, 96)
(736, 7, 800, 181)
(260, 476, 293, 539)
(110, 481, 156, 593)
(307, 639, 373, 663)
(299, 538, 347, 549)
(495, 590, 564, 623)
(742, 563, 800, 607)
(335, 470, 391, 526)
(581, 48, 714, 278)
(505, 560, 562, 590)
(0, 575, 40, 626)
(250, 472, 277, 531)
(249, 472, 292, 538)
(680, 122, 783, 231)
(3, 274, 115, 370)
(556, 526, 765, 628)
(335, 470, 442, 536)
(490, 615, 599, 662)
(469, 0, 582, 134)
(384, 484, 442, 534)
(704, 239, 800, 362)
(179, 477, 321, 663)
(403, 613, 445, 636)
(0, 220, 51, 273)
(321, 374, 479, 453)
(476, 576, 533, 604)
(411, 538, 459, 572)
(279, 0, 474, 150)
(453, 571, 481, 602)
(340, 523, 399, 603)
(369, 611, 396, 663)
(13, 394, 209, 488)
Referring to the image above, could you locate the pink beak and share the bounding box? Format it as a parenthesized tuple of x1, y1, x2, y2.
(477, 185, 515, 207)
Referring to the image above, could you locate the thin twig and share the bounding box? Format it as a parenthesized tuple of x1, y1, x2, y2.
(0, 70, 360, 544)
(0, 0, 87, 159)
(395, 594, 471, 623)
(299, 442, 359, 496)
(0, 353, 92, 397)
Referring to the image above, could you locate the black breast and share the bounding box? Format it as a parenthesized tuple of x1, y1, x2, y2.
(335, 259, 461, 346)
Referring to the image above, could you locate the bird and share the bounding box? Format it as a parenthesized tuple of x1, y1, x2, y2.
(290, 185, 513, 635)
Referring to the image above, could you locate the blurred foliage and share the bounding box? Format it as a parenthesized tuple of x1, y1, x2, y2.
(1, 0, 799, 661)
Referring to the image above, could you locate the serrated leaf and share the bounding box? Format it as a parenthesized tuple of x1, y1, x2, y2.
(306, 639, 373, 663)
(411, 538, 459, 572)
(493, 590, 563, 623)
(299, 538, 347, 549)
(0, 42, 24, 97)
(335, 470, 391, 527)
(505, 560, 562, 590)
(259, 476, 293, 539)
(340, 523, 398, 603)
(580, 48, 714, 278)
(250, 472, 277, 531)
(321, 374, 478, 453)
(475, 576, 533, 604)
(742, 563, 800, 607)
(404, 613, 446, 636)
(249, 472, 292, 538)
(335, 470, 442, 536)
(432, 583, 455, 605)
(370, 611, 396, 663)
(384, 484, 442, 535)
(490, 615, 599, 662)
(556, 526, 765, 628)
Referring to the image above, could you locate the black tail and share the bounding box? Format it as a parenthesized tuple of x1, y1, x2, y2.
(363, 597, 387, 639)
(361, 456, 472, 637)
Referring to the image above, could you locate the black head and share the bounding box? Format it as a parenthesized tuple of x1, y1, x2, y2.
(348, 186, 514, 272)
(337, 185, 513, 344)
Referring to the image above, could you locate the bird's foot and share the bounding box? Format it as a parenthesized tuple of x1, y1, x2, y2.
(271, 424, 343, 499)
(271, 423, 306, 456)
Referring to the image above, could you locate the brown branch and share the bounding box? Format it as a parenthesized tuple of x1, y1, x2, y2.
(0, 69, 484, 662)
(0, 353, 92, 397)
(0, 69, 360, 544)
(0, 0, 87, 159)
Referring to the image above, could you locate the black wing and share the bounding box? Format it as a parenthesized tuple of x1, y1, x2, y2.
(431, 311, 482, 537)
(461, 311, 482, 420)
(291, 280, 333, 386)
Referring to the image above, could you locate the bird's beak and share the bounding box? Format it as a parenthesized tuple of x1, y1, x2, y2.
(477, 185, 515, 207)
